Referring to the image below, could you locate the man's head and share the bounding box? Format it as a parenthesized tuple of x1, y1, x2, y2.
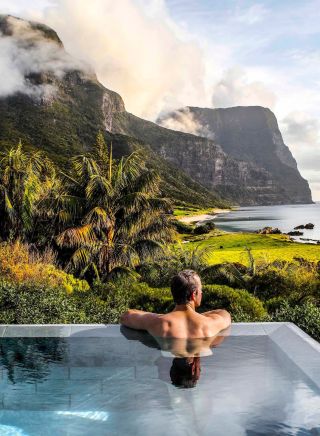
(170, 270, 202, 307)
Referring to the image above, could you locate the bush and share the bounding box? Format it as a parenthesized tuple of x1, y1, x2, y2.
(272, 301, 320, 341)
(250, 262, 319, 302)
(193, 221, 215, 235)
(200, 285, 268, 321)
(0, 241, 89, 294)
(129, 283, 174, 313)
(202, 263, 248, 287)
(171, 220, 194, 234)
(0, 280, 127, 324)
(136, 245, 213, 288)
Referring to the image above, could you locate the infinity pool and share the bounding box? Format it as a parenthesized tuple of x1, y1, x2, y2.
(0, 323, 319, 435)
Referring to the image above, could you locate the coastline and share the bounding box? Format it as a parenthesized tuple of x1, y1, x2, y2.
(178, 208, 231, 225)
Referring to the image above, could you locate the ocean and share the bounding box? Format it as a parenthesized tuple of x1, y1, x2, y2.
(214, 203, 320, 243)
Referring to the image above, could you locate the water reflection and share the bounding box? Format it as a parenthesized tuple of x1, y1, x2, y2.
(170, 356, 201, 388)
(0, 337, 67, 383)
(121, 326, 230, 389)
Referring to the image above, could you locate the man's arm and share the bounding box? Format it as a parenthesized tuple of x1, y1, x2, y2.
(202, 309, 232, 332)
(120, 309, 159, 331)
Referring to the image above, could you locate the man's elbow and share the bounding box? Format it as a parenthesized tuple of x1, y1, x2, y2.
(120, 309, 133, 325)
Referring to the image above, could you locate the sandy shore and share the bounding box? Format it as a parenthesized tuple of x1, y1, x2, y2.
(178, 209, 231, 224)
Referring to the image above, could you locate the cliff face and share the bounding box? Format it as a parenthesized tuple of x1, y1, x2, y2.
(158, 106, 312, 204)
(111, 112, 302, 205)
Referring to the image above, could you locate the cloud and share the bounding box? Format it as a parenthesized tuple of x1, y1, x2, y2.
(281, 111, 320, 199)
(211, 67, 276, 109)
(0, 15, 88, 100)
(282, 111, 320, 146)
(158, 107, 213, 138)
(35, 0, 207, 120)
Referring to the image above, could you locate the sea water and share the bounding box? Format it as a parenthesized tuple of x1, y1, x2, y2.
(215, 203, 320, 242)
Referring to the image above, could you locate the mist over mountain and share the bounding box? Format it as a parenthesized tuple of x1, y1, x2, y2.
(0, 15, 313, 206)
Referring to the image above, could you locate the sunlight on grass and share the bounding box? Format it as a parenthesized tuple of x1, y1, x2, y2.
(182, 233, 320, 265)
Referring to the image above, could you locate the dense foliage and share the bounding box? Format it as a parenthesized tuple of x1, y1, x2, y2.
(0, 137, 173, 280)
(0, 139, 319, 342)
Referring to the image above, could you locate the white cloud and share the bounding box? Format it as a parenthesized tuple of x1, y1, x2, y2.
(281, 111, 320, 200)
(282, 112, 320, 146)
(34, 0, 206, 120)
(158, 107, 213, 138)
(0, 15, 88, 100)
(211, 67, 276, 109)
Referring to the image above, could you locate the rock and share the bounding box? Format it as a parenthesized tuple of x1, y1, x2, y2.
(258, 227, 282, 234)
(305, 223, 315, 229)
(294, 223, 315, 230)
(287, 231, 303, 236)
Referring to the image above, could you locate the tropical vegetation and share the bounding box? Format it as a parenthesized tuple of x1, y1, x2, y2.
(0, 136, 320, 341)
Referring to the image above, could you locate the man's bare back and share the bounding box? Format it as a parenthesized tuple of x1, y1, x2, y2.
(120, 270, 231, 339)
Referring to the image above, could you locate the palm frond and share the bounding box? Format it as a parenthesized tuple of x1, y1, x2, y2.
(57, 223, 97, 248)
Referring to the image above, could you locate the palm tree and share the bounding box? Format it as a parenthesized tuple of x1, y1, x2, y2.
(57, 133, 174, 281)
(0, 141, 44, 240)
(0, 141, 73, 244)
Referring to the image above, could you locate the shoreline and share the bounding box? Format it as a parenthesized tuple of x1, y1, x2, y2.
(178, 209, 231, 225)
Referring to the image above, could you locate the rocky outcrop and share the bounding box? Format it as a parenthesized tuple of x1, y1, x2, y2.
(111, 112, 295, 205)
(159, 106, 313, 204)
(257, 227, 282, 235)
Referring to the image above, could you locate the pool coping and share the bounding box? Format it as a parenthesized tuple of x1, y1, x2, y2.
(0, 322, 319, 388)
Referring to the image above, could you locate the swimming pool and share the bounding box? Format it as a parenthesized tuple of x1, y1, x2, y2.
(0, 323, 319, 435)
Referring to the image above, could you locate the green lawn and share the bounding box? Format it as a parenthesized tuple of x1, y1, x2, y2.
(181, 232, 320, 265)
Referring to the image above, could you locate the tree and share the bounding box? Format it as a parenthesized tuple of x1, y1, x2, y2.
(57, 132, 174, 281)
(0, 141, 73, 244)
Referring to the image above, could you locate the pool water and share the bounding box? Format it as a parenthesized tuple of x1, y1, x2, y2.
(0, 333, 319, 435)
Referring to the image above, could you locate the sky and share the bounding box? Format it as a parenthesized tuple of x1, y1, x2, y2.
(1, 0, 320, 200)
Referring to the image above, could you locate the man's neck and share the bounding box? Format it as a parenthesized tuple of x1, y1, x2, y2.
(174, 301, 196, 312)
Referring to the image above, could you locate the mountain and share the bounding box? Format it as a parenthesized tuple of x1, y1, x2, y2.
(0, 15, 226, 208)
(112, 108, 313, 205)
(158, 106, 312, 204)
(0, 15, 313, 206)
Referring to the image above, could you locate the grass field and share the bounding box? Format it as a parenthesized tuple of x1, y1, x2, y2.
(181, 232, 320, 265)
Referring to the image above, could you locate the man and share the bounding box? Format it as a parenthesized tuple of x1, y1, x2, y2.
(120, 270, 231, 338)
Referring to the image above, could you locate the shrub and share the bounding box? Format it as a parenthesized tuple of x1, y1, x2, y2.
(129, 283, 174, 313)
(202, 263, 248, 287)
(171, 220, 194, 234)
(0, 241, 89, 294)
(272, 301, 320, 341)
(0, 280, 126, 324)
(136, 244, 214, 288)
(193, 221, 215, 235)
(250, 262, 319, 302)
(200, 285, 268, 321)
